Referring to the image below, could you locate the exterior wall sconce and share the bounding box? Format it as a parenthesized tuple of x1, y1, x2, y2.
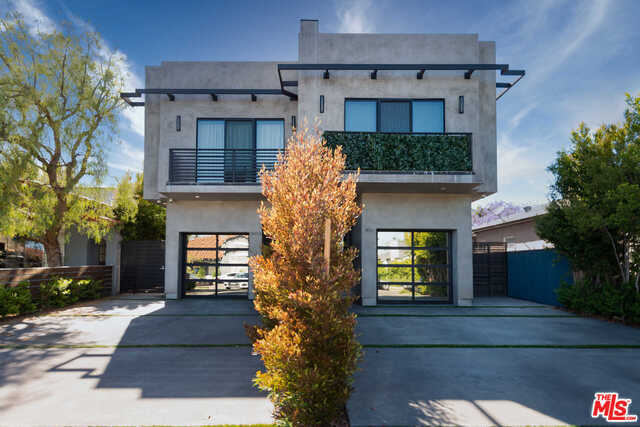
(291, 115, 297, 129)
(176, 115, 181, 131)
(458, 96, 464, 114)
(320, 95, 325, 113)
(370, 70, 377, 80)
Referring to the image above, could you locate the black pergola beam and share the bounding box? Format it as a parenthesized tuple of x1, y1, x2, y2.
(277, 63, 512, 72)
(277, 63, 525, 100)
(282, 80, 298, 87)
(136, 88, 286, 95)
(501, 69, 526, 76)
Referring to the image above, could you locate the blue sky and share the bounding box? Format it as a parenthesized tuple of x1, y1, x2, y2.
(4, 0, 640, 207)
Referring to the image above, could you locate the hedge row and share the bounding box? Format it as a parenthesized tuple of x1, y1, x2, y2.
(0, 277, 104, 317)
(557, 280, 640, 324)
(323, 131, 472, 172)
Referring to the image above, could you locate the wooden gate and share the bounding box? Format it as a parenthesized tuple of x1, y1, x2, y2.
(120, 240, 165, 293)
(473, 242, 507, 297)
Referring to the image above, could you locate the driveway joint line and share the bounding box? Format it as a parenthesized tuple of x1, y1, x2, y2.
(2, 343, 639, 350)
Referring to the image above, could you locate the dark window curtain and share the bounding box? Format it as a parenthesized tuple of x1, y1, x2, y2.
(380, 101, 411, 132)
(225, 121, 254, 182)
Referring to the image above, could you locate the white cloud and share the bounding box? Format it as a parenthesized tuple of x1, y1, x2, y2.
(108, 140, 144, 175)
(336, 0, 375, 33)
(61, 9, 145, 137)
(8, 0, 56, 35)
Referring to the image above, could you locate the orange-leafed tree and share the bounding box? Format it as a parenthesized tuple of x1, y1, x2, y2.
(248, 124, 362, 426)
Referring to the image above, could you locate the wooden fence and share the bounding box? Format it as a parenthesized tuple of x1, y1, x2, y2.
(473, 242, 508, 297)
(0, 265, 113, 298)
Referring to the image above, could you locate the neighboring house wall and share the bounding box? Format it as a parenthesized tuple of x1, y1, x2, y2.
(473, 218, 540, 244)
(64, 228, 121, 294)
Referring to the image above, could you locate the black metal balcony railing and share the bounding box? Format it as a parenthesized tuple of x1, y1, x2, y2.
(169, 149, 281, 184)
(323, 131, 473, 173)
(169, 133, 472, 184)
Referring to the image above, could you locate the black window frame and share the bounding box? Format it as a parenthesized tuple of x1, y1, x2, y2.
(181, 232, 250, 298)
(376, 229, 453, 304)
(344, 98, 446, 133)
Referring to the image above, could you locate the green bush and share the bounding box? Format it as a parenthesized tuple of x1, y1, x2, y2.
(39, 277, 104, 309)
(324, 131, 472, 172)
(0, 282, 36, 316)
(557, 280, 640, 323)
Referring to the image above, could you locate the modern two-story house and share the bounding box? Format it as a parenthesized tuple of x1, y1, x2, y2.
(122, 19, 524, 305)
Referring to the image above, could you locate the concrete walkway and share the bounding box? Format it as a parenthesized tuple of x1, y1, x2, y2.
(349, 297, 640, 426)
(1, 296, 639, 426)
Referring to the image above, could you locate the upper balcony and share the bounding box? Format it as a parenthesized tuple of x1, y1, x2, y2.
(166, 132, 476, 194)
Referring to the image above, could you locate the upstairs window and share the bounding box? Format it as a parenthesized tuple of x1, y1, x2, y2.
(345, 100, 377, 132)
(345, 99, 444, 133)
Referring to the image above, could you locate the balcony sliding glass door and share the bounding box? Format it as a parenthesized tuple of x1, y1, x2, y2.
(195, 118, 284, 183)
(224, 120, 254, 182)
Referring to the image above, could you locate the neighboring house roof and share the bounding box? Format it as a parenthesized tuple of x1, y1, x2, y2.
(472, 204, 547, 232)
(507, 239, 554, 252)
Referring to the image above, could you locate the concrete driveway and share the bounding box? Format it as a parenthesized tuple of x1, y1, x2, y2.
(1, 296, 639, 426)
(0, 296, 272, 426)
(349, 298, 640, 426)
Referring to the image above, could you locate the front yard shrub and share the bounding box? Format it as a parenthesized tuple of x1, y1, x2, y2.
(0, 282, 36, 316)
(39, 277, 104, 309)
(248, 125, 362, 426)
(557, 280, 640, 324)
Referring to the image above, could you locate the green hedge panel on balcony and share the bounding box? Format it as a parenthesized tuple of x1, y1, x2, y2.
(323, 132, 472, 172)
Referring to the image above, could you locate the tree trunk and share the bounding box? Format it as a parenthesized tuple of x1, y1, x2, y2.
(43, 230, 62, 267)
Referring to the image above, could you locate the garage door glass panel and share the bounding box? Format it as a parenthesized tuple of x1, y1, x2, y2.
(183, 233, 249, 297)
(415, 284, 449, 301)
(377, 230, 452, 303)
(377, 249, 411, 264)
(414, 266, 449, 283)
(414, 249, 448, 266)
(377, 266, 412, 283)
(377, 284, 413, 302)
(377, 231, 411, 247)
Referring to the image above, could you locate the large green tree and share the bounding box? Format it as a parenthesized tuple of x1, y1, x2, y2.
(113, 172, 166, 241)
(536, 93, 640, 290)
(0, 13, 125, 265)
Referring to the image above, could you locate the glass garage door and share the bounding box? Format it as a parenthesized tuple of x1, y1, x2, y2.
(377, 230, 452, 303)
(182, 233, 249, 297)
